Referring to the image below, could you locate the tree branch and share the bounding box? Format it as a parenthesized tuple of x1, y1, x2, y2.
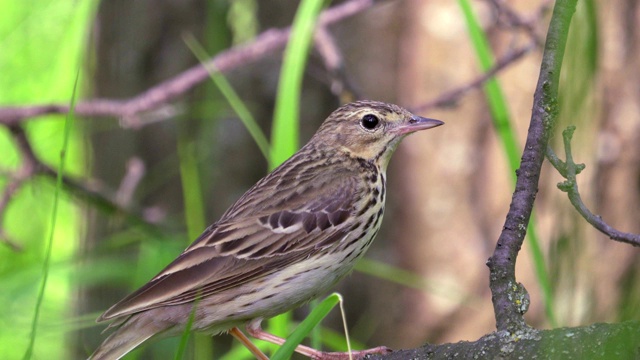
(375, 320, 640, 359)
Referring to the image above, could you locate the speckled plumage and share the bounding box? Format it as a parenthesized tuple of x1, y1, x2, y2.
(90, 100, 443, 360)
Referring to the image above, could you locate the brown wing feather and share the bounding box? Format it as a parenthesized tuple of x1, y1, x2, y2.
(99, 156, 366, 321)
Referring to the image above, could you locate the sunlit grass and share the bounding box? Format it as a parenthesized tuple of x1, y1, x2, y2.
(0, 2, 96, 359)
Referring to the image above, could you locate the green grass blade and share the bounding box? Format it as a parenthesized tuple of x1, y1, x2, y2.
(184, 33, 270, 160)
(269, 0, 328, 169)
(178, 36, 217, 358)
(457, 0, 556, 326)
(177, 130, 207, 239)
(271, 293, 341, 360)
(526, 215, 553, 323)
(22, 69, 80, 360)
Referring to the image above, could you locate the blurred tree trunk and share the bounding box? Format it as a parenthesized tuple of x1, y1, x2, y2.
(391, 0, 508, 345)
(595, 0, 640, 321)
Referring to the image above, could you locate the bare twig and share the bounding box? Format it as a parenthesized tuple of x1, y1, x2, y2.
(0, 0, 376, 127)
(115, 157, 146, 208)
(414, 0, 551, 114)
(37, 164, 169, 236)
(546, 127, 640, 247)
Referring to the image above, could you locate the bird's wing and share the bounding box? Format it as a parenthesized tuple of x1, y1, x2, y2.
(98, 165, 366, 321)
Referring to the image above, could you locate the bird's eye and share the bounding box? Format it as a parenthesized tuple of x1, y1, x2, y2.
(360, 114, 380, 130)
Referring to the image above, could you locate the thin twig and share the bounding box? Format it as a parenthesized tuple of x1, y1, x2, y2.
(115, 157, 146, 208)
(0, 126, 166, 251)
(546, 127, 640, 247)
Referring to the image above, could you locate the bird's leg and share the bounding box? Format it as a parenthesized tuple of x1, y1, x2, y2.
(246, 318, 392, 360)
(229, 326, 269, 360)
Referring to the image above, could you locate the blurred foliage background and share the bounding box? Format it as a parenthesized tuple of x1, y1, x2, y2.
(1, 0, 638, 359)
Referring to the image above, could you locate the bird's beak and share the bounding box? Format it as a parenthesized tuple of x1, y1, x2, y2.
(394, 116, 444, 135)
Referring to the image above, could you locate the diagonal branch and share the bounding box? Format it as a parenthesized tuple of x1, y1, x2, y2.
(0, 0, 376, 127)
(413, 42, 535, 113)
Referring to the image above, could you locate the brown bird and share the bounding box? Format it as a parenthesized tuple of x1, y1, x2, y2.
(90, 100, 443, 360)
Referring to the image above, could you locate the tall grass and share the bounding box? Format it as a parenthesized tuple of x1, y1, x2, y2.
(23, 71, 79, 360)
(0, 2, 96, 359)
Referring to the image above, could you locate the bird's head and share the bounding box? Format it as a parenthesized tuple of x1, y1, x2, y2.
(312, 100, 444, 170)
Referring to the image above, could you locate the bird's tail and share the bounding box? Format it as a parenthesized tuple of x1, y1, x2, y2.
(88, 315, 170, 360)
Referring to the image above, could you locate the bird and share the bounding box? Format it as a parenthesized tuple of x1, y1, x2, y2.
(89, 100, 443, 360)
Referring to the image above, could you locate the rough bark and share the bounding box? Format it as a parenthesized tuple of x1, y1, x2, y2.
(373, 321, 640, 359)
